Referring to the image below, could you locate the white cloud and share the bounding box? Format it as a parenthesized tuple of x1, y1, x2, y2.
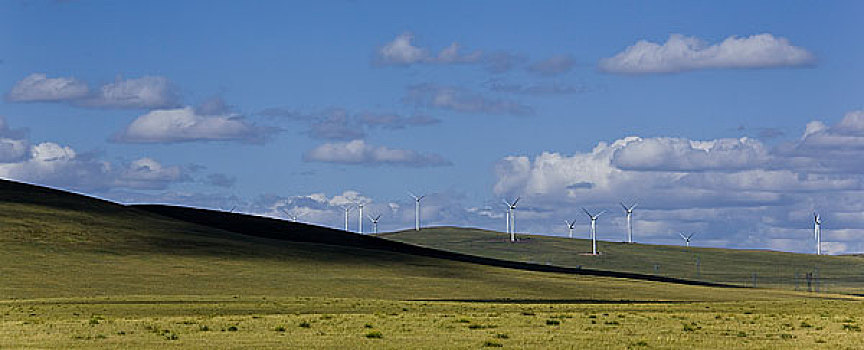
(6, 73, 179, 109)
(490, 112, 864, 253)
(6, 73, 90, 102)
(375, 32, 482, 66)
(115, 157, 187, 190)
(611, 137, 771, 171)
(114, 107, 272, 144)
(0, 142, 188, 191)
(599, 33, 815, 74)
(303, 139, 451, 167)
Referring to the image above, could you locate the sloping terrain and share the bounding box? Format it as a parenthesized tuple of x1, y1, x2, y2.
(380, 227, 864, 294)
(0, 179, 777, 302)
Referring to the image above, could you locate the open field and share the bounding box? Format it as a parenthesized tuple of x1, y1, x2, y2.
(3, 296, 864, 349)
(380, 227, 864, 294)
(1, 179, 863, 348)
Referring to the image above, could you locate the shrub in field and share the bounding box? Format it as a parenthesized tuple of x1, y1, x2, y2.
(274, 326, 286, 332)
(227, 326, 238, 332)
(482, 340, 503, 347)
(299, 321, 311, 328)
(546, 319, 561, 326)
(365, 330, 383, 339)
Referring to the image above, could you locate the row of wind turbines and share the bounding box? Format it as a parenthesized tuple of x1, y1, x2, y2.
(280, 192, 828, 256)
(501, 197, 828, 256)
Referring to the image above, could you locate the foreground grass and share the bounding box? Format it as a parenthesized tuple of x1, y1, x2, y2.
(2, 296, 863, 349)
(381, 228, 864, 293)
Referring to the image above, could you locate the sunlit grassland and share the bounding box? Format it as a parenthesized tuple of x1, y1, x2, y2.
(2, 296, 863, 349)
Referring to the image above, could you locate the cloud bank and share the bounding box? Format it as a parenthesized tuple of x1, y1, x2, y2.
(303, 139, 451, 167)
(113, 107, 273, 144)
(599, 33, 816, 74)
(7, 73, 180, 109)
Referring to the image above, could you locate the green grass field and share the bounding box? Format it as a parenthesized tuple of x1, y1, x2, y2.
(380, 227, 864, 294)
(1, 179, 863, 348)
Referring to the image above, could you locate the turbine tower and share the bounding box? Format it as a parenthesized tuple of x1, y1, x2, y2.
(369, 214, 381, 234)
(620, 202, 638, 243)
(504, 197, 520, 242)
(564, 219, 577, 239)
(282, 208, 300, 222)
(409, 192, 425, 231)
(358, 203, 364, 234)
(582, 208, 605, 255)
(814, 212, 822, 255)
(679, 232, 695, 247)
(342, 206, 352, 231)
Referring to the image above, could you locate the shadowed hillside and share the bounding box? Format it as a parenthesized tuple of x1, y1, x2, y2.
(0, 179, 778, 302)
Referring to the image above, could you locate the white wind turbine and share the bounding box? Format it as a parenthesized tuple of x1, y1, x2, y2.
(564, 219, 577, 239)
(342, 205, 352, 231)
(814, 212, 823, 255)
(282, 208, 301, 222)
(357, 203, 365, 234)
(679, 232, 695, 247)
(582, 208, 605, 255)
(620, 202, 638, 243)
(368, 214, 382, 234)
(409, 192, 425, 231)
(504, 197, 520, 242)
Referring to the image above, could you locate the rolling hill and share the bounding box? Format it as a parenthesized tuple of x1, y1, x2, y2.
(379, 227, 864, 294)
(0, 179, 776, 302)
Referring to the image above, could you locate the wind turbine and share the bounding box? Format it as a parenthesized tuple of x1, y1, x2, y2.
(679, 232, 695, 247)
(620, 202, 637, 243)
(409, 192, 425, 231)
(582, 208, 605, 255)
(504, 197, 520, 242)
(357, 203, 364, 234)
(564, 219, 577, 239)
(342, 205, 352, 231)
(368, 214, 381, 234)
(282, 208, 300, 222)
(814, 212, 822, 255)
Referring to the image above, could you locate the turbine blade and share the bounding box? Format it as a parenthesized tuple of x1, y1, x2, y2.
(631, 203, 638, 210)
(679, 232, 687, 239)
(582, 208, 592, 218)
(620, 202, 628, 211)
(512, 197, 520, 206)
(597, 210, 606, 217)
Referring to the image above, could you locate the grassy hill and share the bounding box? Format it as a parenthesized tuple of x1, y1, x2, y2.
(0, 179, 766, 302)
(379, 227, 864, 294)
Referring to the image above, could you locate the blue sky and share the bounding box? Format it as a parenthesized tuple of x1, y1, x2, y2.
(2, 1, 863, 253)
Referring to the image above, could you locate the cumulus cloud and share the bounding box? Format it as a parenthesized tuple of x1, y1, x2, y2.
(599, 33, 816, 74)
(403, 84, 533, 116)
(0, 141, 188, 191)
(6, 73, 180, 109)
(611, 137, 771, 172)
(6, 73, 90, 102)
(375, 32, 482, 66)
(303, 139, 451, 167)
(490, 112, 864, 253)
(527, 54, 576, 75)
(113, 107, 273, 144)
